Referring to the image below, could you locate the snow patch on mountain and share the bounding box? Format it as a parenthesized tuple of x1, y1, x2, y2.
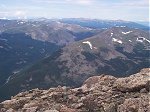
(19, 21, 25, 24)
(5, 76, 11, 84)
(116, 26, 126, 27)
(82, 41, 93, 49)
(32, 24, 36, 27)
(136, 37, 150, 43)
(111, 33, 113, 37)
(93, 47, 97, 49)
(16, 60, 27, 65)
(122, 31, 132, 34)
(129, 40, 132, 42)
(112, 38, 123, 44)
(13, 70, 20, 74)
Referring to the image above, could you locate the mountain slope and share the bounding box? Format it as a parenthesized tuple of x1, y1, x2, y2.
(0, 19, 100, 45)
(0, 68, 149, 111)
(0, 27, 149, 101)
(0, 32, 60, 86)
(0, 19, 101, 86)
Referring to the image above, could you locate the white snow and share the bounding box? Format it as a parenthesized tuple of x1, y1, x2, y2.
(93, 47, 97, 49)
(111, 33, 113, 37)
(16, 61, 26, 65)
(85, 27, 93, 30)
(20, 21, 25, 24)
(116, 26, 126, 27)
(102, 28, 107, 29)
(136, 37, 150, 43)
(5, 76, 11, 84)
(13, 70, 20, 74)
(136, 39, 143, 42)
(129, 40, 132, 42)
(17, 21, 25, 25)
(112, 38, 123, 44)
(120, 26, 126, 27)
(122, 31, 132, 34)
(82, 41, 93, 49)
(56, 21, 61, 24)
(32, 24, 36, 27)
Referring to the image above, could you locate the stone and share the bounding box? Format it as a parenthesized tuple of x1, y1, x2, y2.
(23, 107, 38, 112)
(0, 68, 149, 112)
(6, 108, 15, 112)
(114, 68, 149, 92)
(44, 110, 59, 112)
(140, 88, 147, 93)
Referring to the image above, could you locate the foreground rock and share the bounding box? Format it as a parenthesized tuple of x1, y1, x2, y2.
(0, 68, 149, 112)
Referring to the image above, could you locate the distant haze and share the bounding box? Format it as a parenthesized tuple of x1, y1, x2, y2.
(0, 0, 149, 21)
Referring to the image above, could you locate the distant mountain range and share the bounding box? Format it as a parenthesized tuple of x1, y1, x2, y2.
(136, 21, 149, 27)
(0, 19, 101, 45)
(59, 18, 149, 30)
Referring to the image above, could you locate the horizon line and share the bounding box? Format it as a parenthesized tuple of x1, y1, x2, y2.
(0, 17, 149, 22)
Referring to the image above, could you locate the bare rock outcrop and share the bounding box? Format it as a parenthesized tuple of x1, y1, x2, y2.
(0, 68, 149, 112)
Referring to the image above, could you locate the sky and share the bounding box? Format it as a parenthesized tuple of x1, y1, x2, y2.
(0, 0, 149, 21)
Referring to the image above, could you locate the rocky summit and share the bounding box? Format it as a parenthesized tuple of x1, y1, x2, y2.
(0, 68, 149, 112)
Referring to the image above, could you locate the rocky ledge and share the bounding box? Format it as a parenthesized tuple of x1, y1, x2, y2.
(0, 68, 149, 112)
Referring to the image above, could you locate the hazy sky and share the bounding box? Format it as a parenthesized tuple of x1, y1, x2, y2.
(0, 0, 149, 21)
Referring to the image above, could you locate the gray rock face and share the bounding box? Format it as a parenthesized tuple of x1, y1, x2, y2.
(117, 95, 149, 112)
(0, 68, 149, 112)
(44, 110, 59, 112)
(113, 68, 149, 92)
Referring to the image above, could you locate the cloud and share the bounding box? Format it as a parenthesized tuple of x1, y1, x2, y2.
(0, 11, 9, 18)
(66, 0, 93, 5)
(113, 0, 149, 8)
(74, 0, 92, 5)
(31, 0, 67, 4)
(69, 0, 92, 5)
(0, 10, 26, 19)
(0, 0, 148, 21)
(14, 11, 26, 16)
(32, 0, 93, 5)
(0, 11, 9, 14)
(14, 10, 27, 19)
